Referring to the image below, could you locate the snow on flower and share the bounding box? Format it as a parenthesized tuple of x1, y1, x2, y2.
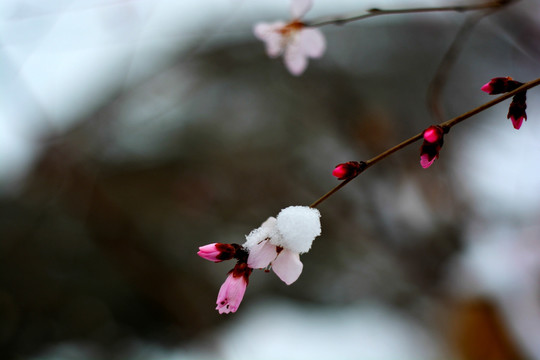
(420, 125, 445, 169)
(253, 0, 326, 76)
(244, 206, 321, 285)
(198, 205, 322, 313)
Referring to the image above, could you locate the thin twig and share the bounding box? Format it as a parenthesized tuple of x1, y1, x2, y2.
(310, 77, 540, 208)
(306, 1, 510, 27)
(427, 12, 489, 122)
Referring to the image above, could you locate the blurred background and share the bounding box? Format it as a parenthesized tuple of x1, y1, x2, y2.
(2, 0, 540, 359)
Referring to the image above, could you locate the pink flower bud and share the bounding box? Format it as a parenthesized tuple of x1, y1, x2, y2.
(507, 91, 527, 130)
(216, 263, 252, 314)
(480, 82, 494, 94)
(481, 77, 523, 95)
(198, 243, 239, 262)
(423, 125, 443, 143)
(332, 161, 364, 180)
(420, 126, 445, 169)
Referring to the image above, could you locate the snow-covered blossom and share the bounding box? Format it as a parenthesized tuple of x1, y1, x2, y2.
(244, 206, 321, 285)
(253, 0, 326, 76)
(216, 262, 252, 314)
(198, 205, 322, 314)
(332, 161, 365, 180)
(420, 125, 444, 169)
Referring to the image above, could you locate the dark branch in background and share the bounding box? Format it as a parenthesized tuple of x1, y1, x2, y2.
(427, 8, 501, 122)
(310, 78, 540, 208)
(305, 1, 514, 27)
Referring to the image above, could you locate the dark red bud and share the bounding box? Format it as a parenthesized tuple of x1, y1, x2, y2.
(481, 77, 523, 95)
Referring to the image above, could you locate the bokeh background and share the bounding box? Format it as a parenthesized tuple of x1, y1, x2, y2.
(2, 0, 540, 359)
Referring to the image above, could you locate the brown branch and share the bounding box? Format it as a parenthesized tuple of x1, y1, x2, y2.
(306, 1, 512, 27)
(310, 77, 540, 208)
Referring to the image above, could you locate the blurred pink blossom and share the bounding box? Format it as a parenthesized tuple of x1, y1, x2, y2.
(253, 0, 326, 76)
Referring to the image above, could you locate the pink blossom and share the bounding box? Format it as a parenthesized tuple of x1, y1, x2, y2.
(271, 247, 303, 285)
(197, 243, 238, 262)
(216, 263, 252, 314)
(253, 0, 326, 76)
(247, 242, 304, 285)
(244, 207, 320, 285)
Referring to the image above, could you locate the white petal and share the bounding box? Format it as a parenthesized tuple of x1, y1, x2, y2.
(299, 28, 326, 58)
(253, 22, 286, 58)
(244, 217, 277, 251)
(272, 249, 303, 285)
(290, 0, 313, 19)
(284, 39, 308, 76)
(248, 240, 278, 269)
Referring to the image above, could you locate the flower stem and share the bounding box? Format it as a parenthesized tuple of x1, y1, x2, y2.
(310, 77, 540, 209)
(306, 1, 513, 28)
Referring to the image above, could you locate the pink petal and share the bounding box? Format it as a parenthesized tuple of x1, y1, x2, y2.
(197, 243, 221, 262)
(481, 82, 493, 94)
(253, 22, 286, 58)
(248, 240, 278, 269)
(510, 115, 525, 130)
(423, 126, 442, 143)
(420, 153, 436, 169)
(290, 0, 313, 19)
(298, 28, 326, 58)
(271, 249, 303, 285)
(332, 164, 348, 179)
(216, 273, 248, 314)
(284, 40, 308, 76)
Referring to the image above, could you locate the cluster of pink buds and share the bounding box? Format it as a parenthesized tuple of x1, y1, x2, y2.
(481, 77, 527, 129)
(198, 243, 251, 314)
(420, 125, 445, 169)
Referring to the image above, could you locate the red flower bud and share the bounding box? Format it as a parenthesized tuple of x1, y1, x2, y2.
(481, 77, 523, 95)
(332, 161, 365, 180)
(423, 125, 444, 143)
(507, 91, 527, 130)
(420, 126, 445, 169)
